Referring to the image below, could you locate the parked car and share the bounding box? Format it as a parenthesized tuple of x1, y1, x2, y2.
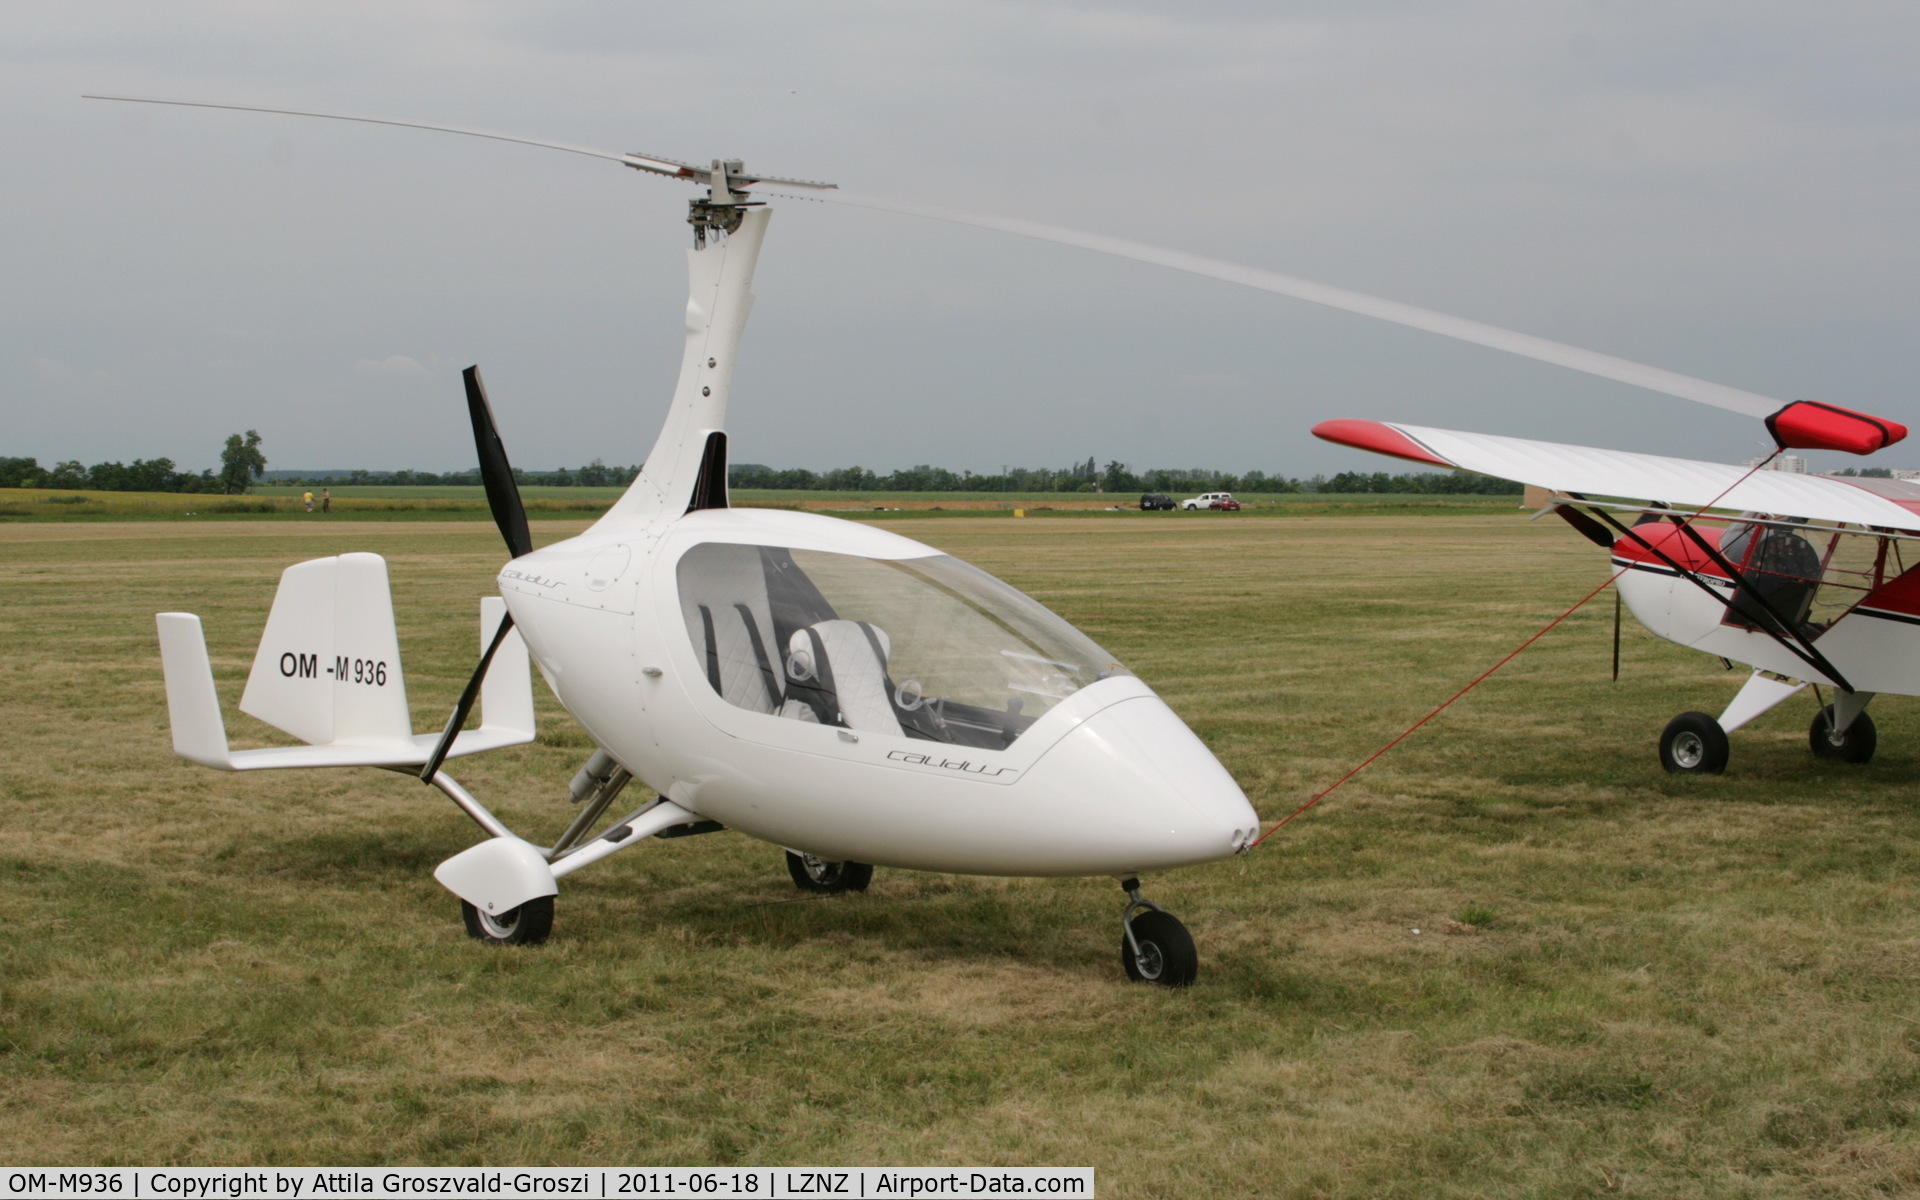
(1182, 491, 1240, 511)
(1139, 492, 1176, 510)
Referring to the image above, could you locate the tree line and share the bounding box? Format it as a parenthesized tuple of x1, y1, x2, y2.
(728, 459, 1520, 495)
(1, 432, 267, 494)
(264, 460, 644, 488)
(2, 442, 1521, 496)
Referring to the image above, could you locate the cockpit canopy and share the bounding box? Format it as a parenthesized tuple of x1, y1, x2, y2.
(677, 543, 1128, 749)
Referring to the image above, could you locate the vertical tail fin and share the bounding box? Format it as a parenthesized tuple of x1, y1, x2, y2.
(156, 613, 235, 768)
(476, 596, 535, 744)
(239, 553, 413, 746)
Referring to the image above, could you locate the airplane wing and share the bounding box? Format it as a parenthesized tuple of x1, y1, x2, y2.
(1313, 419, 1920, 530)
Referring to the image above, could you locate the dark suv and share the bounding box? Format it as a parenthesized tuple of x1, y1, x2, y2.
(1139, 493, 1176, 511)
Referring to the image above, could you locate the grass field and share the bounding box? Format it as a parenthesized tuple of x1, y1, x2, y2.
(4, 513, 1919, 1193)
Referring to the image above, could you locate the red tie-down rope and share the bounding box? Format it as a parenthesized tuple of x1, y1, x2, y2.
(1249, 454, 1780, 849)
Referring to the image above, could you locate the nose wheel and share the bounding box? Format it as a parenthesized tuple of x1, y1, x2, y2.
(785, 850, 874, 894)
(1119, 878, 1197, 987)
(460, 896, 554, 945)
(1810, 704, 1877, 763)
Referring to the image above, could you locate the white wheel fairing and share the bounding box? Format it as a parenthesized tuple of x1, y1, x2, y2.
(435, 835, 557, 915)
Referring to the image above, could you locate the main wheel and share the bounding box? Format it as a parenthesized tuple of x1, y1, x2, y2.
(1659, 711, 1729, 774)
(1810, 705, 1877, 763)
(461, 895, 554, 945)
(786, 851, 874, 894)
(1122, 910, 1198, 987)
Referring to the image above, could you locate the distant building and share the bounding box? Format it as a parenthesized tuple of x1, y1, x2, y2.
(1745, 455, 1809, 474)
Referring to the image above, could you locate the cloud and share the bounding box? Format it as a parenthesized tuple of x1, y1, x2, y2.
(1177, 373, 1248, 390)
(7, 0, 1919, 472)
(354, 354, 430, 377)
(30, 356, 116, 398)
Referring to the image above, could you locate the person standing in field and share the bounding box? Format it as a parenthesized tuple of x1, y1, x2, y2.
(303, 490, 314, 512)
(322, 488, 331, 513)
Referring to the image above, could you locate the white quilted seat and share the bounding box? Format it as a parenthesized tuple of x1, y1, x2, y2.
(783, 620, 902, 735)
(679, 544, 783, 714)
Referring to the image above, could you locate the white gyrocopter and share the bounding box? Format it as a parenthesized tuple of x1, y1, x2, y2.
(119, 98, 1260, 987)
(107, 97, 1909, 983)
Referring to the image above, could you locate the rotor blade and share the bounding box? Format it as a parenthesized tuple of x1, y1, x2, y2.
(419, 612, 515, 783)
(81, 94, 838, 190)
(83, 94, 703, 180)
(763, 187, 1785, 421)
(86, 92, 1800, 423)
(464, 366, 533, 560)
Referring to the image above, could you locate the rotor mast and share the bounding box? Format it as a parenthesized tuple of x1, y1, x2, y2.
(593, 176, 772, 529)
(685, 159, 753, 246)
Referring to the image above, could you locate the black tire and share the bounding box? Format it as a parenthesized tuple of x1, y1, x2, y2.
(785, 851, 874, 894)
(1122, 910, 1198, 987)
(460, 895, 554, 945)
(1810, 705, 1877, 763)
(1659, 711, 1729, 774)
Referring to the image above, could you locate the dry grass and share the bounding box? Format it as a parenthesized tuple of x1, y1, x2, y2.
(4, 514, 1920, 1194)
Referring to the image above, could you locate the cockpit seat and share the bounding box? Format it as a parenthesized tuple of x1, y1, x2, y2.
(679, 544, 783, 715)
(782, 620, 903, 736)
(1724, 525, 1824, 636)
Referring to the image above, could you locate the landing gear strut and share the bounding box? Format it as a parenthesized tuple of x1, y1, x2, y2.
(1119, 877, 1196, 987)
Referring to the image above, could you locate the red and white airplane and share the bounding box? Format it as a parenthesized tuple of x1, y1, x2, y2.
(1315, 408, 1916, 774)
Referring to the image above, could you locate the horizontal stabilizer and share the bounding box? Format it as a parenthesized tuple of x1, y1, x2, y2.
(156, 563, 534, 771)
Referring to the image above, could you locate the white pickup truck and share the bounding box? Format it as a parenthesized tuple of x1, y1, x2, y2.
(1181, 492, 1240, 511)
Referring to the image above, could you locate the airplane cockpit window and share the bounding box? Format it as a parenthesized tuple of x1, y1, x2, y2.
(677, 542, 1128, 748)
(1721, 518, 1824, 635)
(1713, 517, 1908, 639)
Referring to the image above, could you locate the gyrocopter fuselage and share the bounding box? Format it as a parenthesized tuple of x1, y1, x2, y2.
(148, 127, 1259, 987)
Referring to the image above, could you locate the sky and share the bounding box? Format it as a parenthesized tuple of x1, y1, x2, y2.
(5, 1, 1919, 477)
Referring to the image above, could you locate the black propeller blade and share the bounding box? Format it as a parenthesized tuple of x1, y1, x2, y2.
(420, 366, 531, 782)
(419, 616, 518, 782)
(465, 365, 532, 559)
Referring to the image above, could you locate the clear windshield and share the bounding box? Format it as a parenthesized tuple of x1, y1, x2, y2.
(677, 543, 1128, 748)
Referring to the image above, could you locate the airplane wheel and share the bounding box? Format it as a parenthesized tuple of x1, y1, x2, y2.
(1122, 910, 1197, 987)
(461, 896, 554, 945)
(1659, 712, 1729, 774)
(1810, 705, 1877, 763)
(786, 851, 873, 894)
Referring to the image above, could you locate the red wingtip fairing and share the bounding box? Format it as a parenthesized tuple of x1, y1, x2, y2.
(1310, 419, 1452, 467)
(1765, 400, 1908, 455)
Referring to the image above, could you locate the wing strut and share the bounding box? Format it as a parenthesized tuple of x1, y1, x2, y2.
(1578, 502, 1855, 692)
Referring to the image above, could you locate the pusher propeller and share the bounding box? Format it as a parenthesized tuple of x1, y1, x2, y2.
(465, 366, 532, 560)
(418, 367, 529, 782)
